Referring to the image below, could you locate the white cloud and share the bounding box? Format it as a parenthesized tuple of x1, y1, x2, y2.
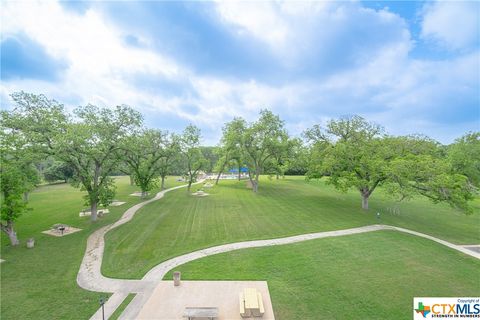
(421, 1, 480, 50)
(214, 1, 411, 71)
(215, 1, 289, 49)
(1, 0, 182, 109)
(1, 0, 477, 145)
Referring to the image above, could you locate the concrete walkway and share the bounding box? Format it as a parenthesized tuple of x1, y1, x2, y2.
(78, 184, 480, 320)
(78, 183, 202, 319)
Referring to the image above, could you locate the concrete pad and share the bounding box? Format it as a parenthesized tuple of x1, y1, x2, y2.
(136, 280, 275, 320)
(130, 192, 145, 197)
(80, 209, 109, 217)
(0, 259, 5, 263)
(191, 191, 209, 197)
(110, 201, 126, 206)
(42, 226, 82, 237)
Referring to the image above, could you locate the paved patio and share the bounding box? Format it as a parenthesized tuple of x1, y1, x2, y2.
(136, 280, 275, 320)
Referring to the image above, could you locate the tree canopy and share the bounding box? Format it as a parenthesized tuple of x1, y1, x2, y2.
(242, 110, 288, 192)
(122, 129, 168, 198)
(1, 90, 477, 245)
(179, 124, 206, 191)
(215, 117, 246, 184)
(57, 104, 143, 220)
(305, 116, 476, 213)
(447, 132, 480, 188)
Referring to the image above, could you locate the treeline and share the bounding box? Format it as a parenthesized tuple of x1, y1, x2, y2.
(1, 92, 478, 245)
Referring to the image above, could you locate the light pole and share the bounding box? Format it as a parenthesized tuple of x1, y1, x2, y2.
(99, 297, 106, 320)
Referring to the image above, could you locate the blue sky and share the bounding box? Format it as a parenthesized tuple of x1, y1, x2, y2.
(1, 0, 478, 145)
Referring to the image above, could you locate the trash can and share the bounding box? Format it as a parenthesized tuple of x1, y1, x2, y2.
(173, 271, 181, 286)
(26, 238, 35, 249)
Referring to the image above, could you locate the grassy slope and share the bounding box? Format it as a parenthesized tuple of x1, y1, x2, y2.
(0, 176, 182, 320)
(109, 294, 135, 320)
(307, 178, 480, 245)
(164, 231, 480, 320)
(103, 177, 479, 279)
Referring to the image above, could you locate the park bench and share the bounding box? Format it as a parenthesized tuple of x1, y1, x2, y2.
(239, 292, 247, 317)
(79, 208, 109, 217)
(239, 288, 264, 318)
(183, 307, 219, 320)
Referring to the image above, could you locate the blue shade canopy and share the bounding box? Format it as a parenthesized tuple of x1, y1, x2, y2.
(229, 167, 248, 173)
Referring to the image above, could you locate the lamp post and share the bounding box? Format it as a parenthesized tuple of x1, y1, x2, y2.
(99, 297, 106, 320)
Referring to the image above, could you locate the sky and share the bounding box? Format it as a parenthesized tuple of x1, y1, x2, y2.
(1, 0, 479, 145)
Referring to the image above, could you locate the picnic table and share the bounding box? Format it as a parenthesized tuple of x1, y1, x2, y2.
(52, 224, 69, 235)
(240, 288, 265, 318)
(183, 307, 218, 320)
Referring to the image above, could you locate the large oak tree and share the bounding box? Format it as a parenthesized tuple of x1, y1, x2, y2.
(56, 104, 142, 220)
(0, 92, 65, 244)
(306, 116, 475, 212)
(242, 110, 288, 193)
(122, 129, 168, 198)
(215, 117, 246, 184)
(179, 125, 206, 191)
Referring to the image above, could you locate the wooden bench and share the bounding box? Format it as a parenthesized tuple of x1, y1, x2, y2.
(239, 292, 247, 318)
(183, 307, 219, 320)
(79, 208, 109, 217)
(256, 292, 265, 316)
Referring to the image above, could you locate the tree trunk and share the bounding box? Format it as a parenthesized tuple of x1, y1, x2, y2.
(161, 176, 166, 190)
(252, 180, 258, 193)
(141, 191, 148, 199)
(91, 162, 101, 222)
(187, 176, 193, 191)
(247, 170, 255, 192)
(23, 192, 29, 203)
(361, 193, 369, 210)
(276, 173, 279, 180)
(1, 221, 20, 246)
(253, 173, 259, 193)
(8, 230, 19, 246)
(90, 201, 98, 221)
(238, 165, 241, 181)
(129, 175, 134, 186)
(216, 162, 226, 185)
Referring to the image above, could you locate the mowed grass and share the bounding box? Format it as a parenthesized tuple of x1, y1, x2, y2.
(109, 294, 135, 320)
(103, 176, 479, 279)
(1, 176, 478, 319)
(304, 178, 480, 244)
(164, 231, 480, 320)
(0, 176, 182, 320)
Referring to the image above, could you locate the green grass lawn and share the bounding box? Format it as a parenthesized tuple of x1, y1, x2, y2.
(109, 294, 136, 320)
(164, 231, 480, 320)
(103, 176, 479, 279)
(1, 176, 478, 319)
(0, 176, 182, 320)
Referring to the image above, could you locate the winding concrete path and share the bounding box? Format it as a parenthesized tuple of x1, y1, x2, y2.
(78, 184, 480, 320)
(78, 183, 201, 319)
